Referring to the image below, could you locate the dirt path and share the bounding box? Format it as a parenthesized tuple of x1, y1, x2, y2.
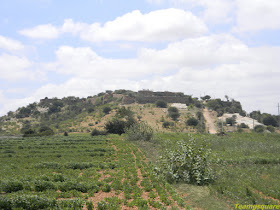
(203, 108, 218, 134)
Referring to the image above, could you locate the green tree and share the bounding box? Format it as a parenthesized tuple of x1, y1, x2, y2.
(263, 115, 278, 127)
(254, 125, 265, 133)
(186, 117, 199, 127)
(168, 107, 180, 121)
(103, 106, 111, 115)
(226, 116, 236, 126)
(155, 100, 167, 108)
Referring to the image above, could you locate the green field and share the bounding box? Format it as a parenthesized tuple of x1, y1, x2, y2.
(0, 134, 186, 209)
(1, 132, 280, 209)
(136, 132, 280, 209)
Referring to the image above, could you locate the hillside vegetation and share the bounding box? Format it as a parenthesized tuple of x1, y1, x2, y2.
(1, 90, 278, 136)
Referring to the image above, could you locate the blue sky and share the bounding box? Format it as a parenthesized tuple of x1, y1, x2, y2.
(0, 0, 280, 116)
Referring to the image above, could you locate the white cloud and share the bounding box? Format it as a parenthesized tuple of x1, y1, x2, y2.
(0, 54, 44, 81)
(234, 0, 280, 32)
(0, 35, 24, 51)
(139, 34, 248, 67)
(152, 0, 235, 24)
(61, 19, 88, 35)
(51, 46, 172, 79)
(19, 24, 60, 39)
(18, 9, 207, 42)
(199, 0, 234, 24)
(80, 9, 207, 42)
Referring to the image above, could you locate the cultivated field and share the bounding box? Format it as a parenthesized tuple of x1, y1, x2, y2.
(137, 133, 280, 209)
(0, 134, 186, 209)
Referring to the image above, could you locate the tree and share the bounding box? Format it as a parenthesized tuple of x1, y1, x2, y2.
(38, 126, 54, 136)
(105, 119, 130, 135)
(226, 116, 236, 126)
(201, 95, 211, 101)
(186, 117, 199, 127)
(263, 115, 278, 127)
(125, 122, 154, 141)
(254, 125, 265, 133)
(156, 100, 167, 108)
(168, 107, 180, 121)
(103, 106, 111, 115)
(238, 123, 249, 129)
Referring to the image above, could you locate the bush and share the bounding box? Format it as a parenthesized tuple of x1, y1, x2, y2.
(1, 180, 24, 193)
(169, 112, 180, 121)
(162, 121, 174, 128)
(159, 136, 215, 185)
(263, 115, 278, 127)
(105, 117, 135, 135)
(254, 125, 265, 133)
(0, 195, 56, 210)
(238, 123, 249, 129)
(168, 107, 178, 113)
(34, 181, 55, 192)
(186, 117, 198, 127)
(22, 129, 36, 137)
(91, 129, 107, 136)
(226, 117, 236, 126)
(156, 100, 167, 108)
(37, 126, 54, 136)
(105, 119, 127, 135)
(168, 107, 180, 121)
(266, 125, 275, 133)
(125, 122, 154, 141)
(103, 107, 111, 115)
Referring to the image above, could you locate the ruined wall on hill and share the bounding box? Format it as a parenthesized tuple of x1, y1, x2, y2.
(135, 90, 188, 104)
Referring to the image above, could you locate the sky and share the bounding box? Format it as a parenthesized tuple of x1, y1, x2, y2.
(0, 0, 280, 116)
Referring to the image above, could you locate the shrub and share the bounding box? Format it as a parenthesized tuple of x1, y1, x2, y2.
(168, 107, 180, 121)
(125, 122, 154, 141)
(8, 195, 56, 210)
(186, 117, 198, 127)
(168, 107, 178, 113)
(102, 183, 111, 192)
(105, 117, 135, 135)
(87, 107, 95, 113)
(162, 121, 174, 128)
(91, 129, 107, 136)
(263, 115, 278, 127)
(156, 100, 167, 108)
(226, 117, 236, 126)
(1, 180, 23, 193)
(159, 136, 215, 185)
(38, 126, 54, 136)
(103, 107, 111, 115)
(169, 112, 180, 121)
(0, 196, 12, 210)
(254, 125, 265, 133)
(266, 125, 275, 133)
(238, 123, 249, 129)
(34, 181, 55, 192)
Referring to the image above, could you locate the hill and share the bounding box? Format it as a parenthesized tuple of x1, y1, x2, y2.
(0, 89, 278, 135)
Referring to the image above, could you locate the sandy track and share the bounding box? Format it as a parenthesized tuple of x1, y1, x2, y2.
(203, 108, 218, 134)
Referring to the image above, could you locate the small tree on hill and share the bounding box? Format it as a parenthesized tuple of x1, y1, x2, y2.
(254, 125, 265, 133)
(168, 107, 180, 121)
(156, 100, 167, 108)
(226, 116, 236, 126)
(103, 106, 111, 115)
(186, 117, 199, 127)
